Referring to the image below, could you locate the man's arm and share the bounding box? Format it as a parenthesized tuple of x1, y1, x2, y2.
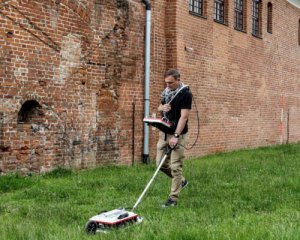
(169, 108, 190, 146)
(174, 109, 190, 135)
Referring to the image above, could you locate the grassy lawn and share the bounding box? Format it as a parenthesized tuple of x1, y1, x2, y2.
(0, 143, 299, 240)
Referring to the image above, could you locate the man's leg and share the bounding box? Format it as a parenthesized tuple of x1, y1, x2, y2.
(156, 132, 172, 177)
(169, 134, 186, 201)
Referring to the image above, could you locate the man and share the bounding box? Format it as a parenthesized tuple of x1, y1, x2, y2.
(157, 69, 192, 207)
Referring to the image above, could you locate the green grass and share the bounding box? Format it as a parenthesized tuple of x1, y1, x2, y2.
(0, 143, 299, 240)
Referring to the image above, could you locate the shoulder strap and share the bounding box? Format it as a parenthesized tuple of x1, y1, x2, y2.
(167, 85, 189, 104)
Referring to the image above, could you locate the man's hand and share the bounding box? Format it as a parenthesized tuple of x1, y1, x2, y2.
(158, 104, 171, 113)
(169, 136, 178, 148)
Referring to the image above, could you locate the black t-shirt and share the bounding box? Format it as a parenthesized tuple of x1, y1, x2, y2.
(162, 88, 192, 134)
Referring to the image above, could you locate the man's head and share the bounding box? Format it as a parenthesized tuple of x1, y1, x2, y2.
(164, 69, 181, 90)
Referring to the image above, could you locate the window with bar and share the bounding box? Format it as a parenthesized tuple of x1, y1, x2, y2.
(299, 19, 300, 45)
(189, 0, 204, 16)
(214, 0, 225, 23)
(252, 0, 262, 37)
(235, 0, 244, 31)
(267, 2, 273, 33)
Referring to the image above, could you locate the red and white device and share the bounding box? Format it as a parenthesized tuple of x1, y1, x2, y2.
(143, 117, 174, 133)
(85, 208, 143, 233)
(85, 147, 173, 234)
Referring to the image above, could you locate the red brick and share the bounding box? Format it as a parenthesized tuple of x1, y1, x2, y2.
(0, 0, 299, 174)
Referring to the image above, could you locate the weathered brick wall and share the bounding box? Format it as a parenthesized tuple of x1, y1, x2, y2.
(0, 0, 299, 174)
(157, 0, 300, 157)
(0, 0, 146, 174)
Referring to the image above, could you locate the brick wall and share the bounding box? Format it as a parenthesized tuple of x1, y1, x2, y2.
(0, 0, 146, 173)
(0, 0, 299, 174)
(151, 0, 300, 157)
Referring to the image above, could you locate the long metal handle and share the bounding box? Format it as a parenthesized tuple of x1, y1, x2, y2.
(132, 148, 172, 211)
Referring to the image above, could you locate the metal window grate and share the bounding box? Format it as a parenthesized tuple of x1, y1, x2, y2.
(252, 0, 260, 36)
(214, 0, 224, 23)
(235, 0, 244, 30)
(267, 2, 273, 33)
(189, 0, 203, 16)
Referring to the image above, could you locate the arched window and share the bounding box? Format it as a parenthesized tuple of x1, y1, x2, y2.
(214, 0, 228, 24)
(298, 19, 300, 45)
(189, 0, 206, 17)
(18, 100, 43, 123)
(252, 0, 262, 37)
(235, 0, 247, 31)
(267, 2, 273, 33)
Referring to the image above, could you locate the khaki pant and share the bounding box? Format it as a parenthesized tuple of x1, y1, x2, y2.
(156, 131, 186, 201)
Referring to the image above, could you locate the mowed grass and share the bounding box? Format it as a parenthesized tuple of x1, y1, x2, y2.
(0, 143, 299, 240)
